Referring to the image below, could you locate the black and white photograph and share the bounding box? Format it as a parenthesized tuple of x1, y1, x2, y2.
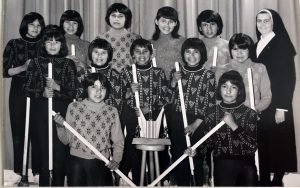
(1, 0, 300, 186)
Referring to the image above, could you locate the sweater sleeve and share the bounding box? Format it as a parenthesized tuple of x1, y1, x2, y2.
(110, 109, 124, 163)
(24, 59, 43, 98)
(255, 64, 272, 112)
(233, 109, 257, 154)
(56, 104, 74, 145)
(3, 40, 15, 78)
(202, 71, 217, 118)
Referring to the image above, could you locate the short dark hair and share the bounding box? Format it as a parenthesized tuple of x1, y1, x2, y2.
(88, 38, 113, 63)
(130, 38, 153, 57)
(228, 33, 255, 61)
(197, 10, 223, 36)
(181, 38, 207, 66)
(81, 73, 110, 100)
(216, 70, 246, 104)
(152, 6, 180, 40)
(19, 12, 45, 39)
(59, 10, 84, 37)
(39, 25, 68, 57)
(105, 3, 132, 29)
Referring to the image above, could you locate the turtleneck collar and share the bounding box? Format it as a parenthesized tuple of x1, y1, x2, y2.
(65, 33, 80, 40)
(183, 63, 203, 72)
(91, 62, 110, 70)
(230, 58, 252, 68)
(220, 101, 244, 109)
(22, 35, 41, 43)
(108, 28, 129, 37)
(83, 98, 106, 111)
(136, 61, 152, 70)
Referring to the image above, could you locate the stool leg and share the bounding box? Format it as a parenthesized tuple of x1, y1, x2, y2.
(149, 151, 155, 183)
(140, 150, 147, 186)
(154, 151, 161, 186)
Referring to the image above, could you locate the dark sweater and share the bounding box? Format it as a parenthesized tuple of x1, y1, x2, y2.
(204, 102, 257, 162)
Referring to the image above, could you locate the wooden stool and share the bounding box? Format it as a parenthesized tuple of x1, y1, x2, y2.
(133, 138, 171, 186)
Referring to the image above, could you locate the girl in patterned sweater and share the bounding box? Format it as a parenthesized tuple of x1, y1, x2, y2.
(97, 3, 141, 73)
(3, 12, 45, 178)
(203, 70, 258, 186)
(24, 25, 78, 186)
(168, 38, 216, 186)
(85, 38, 122, 112)
(119, 38, 169, 185)
(53, 73, 124, 186)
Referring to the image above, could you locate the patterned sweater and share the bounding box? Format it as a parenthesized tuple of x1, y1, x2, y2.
(150, 34, 186, 79)
(57, 99, 124, 163)
(85, 63, 122, 112)
(120, 63, 169, 114)
(168, 65, 216, 119)
(98, 28, 141, 73)
(204, 102, 257, 161)
(223, 59, 272, 112)
(201, 36, 230, 81)
(3, 37, 41, 79)
(24, 56, 77, 100)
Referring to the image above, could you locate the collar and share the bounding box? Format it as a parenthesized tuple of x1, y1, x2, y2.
(183, 63, 203, 72)
(136, 62, 152, 70)
(219, 101, 244, 109)
(91, 62, 110, 70)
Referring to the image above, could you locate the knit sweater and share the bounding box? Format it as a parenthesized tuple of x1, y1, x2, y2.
(120, 63, 169, 113)
(56, 99, 124, 163)
(223, 59, 272, 112)
(97, 29, 141, 73)
(85, 63, 122, 112)
(24, 56, 78, 100)
(3, 37, 41, 78)
(168, 64, 216, 119)
(204, 102, 257, 161)
(150, 34, 186, 79)
(201, 36, 230, 81)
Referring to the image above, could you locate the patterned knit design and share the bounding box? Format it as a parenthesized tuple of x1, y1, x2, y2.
(201, 37, 230, 81)
(120, 65, 169, 111)
(85, 65, 122, 112)
(205, 104, 257, 158)
(97, 30, 141, 73)
(150, 35, 186, 79)
(223, 59, 272, 112)
(57, 100, 124, 162)
(24, 57, 77, 99)
(3, 38, 41, 78)
(168, 67, 216, 118)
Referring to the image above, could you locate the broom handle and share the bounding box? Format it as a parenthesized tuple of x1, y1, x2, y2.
(21, 97, 31, 176)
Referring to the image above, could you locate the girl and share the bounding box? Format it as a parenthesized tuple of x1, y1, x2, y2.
(226, 33, 271, 113)
(53, 73, 124, 186)
(60, 10, 90, 98)
(3, 12, 45, 179)
(168, 38, 216, 186)
(255, 9, 297, 186)
(24, 25, 78, 186)
(119, 38, 168, 185)
(98, 3, 141, 73)
(150, 6, 186, 79)
(197, 10, 230, 81)
(189, 70, 258, 186)
(85, 38, 122, 113)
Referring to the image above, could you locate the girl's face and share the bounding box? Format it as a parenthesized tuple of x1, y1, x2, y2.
(63, 20, 78, 35)
(88, 80, 106, 103)
(200, 22, 218, 38)
(184, 48, 201, 67)
(109, 11, 126, 30)
(220, 81, 239, 104)
(231, 45, 249, 63)
(256, 13, 273, 36)
(155, 17, 177, 35)
(27, 19, 42, 38)
(92, 48, 109, 66)
(45, 37, 61, 55)
(133, 46, 151, 66)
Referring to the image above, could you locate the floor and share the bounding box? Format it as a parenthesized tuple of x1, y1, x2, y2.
(3, 169, 300, 187)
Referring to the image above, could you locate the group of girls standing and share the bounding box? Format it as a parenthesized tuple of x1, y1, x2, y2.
(3, 2, 297, 187)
